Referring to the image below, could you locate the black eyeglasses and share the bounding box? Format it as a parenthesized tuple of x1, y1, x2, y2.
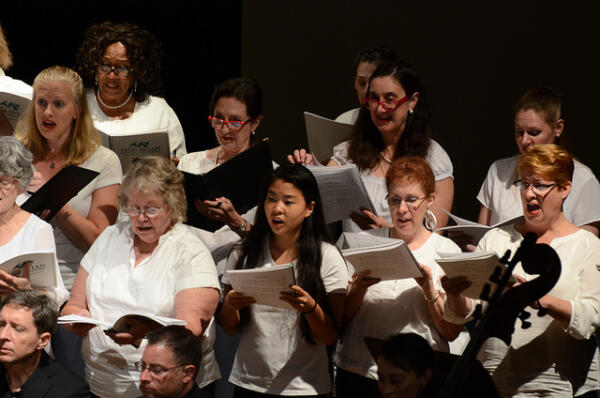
(134, 361, 185, 377)
(97, 64, 133, 77)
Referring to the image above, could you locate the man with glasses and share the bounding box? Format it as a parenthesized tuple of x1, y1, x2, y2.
(139, 326, 207, 398)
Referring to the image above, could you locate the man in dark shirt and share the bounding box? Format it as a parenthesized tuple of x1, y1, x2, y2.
(139, 326, 210, 398)
(0, 289, 89, 397)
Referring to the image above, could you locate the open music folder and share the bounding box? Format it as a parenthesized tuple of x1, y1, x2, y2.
(304, 111, 356, 164)
(182, 139, 274, 232)
(98, 128, 171, 172)
(20, 166, 99, 221)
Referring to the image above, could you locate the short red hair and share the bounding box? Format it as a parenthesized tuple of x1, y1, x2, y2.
(385, 156, 435, 196)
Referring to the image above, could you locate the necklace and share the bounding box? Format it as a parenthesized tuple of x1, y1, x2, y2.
(96, 88, 133, 110)
(215, 148, 222, 165)
(381, 151, 393, 164)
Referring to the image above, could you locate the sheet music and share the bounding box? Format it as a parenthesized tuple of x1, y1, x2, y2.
(305, 164, 376, 224)
(226, 264, 296, 309)
(304, 111, 355, 163)
(343, 240, 424, 280)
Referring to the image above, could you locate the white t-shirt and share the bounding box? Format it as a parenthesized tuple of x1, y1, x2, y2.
(178, 150, 258, 280)
(477, 226, 600, 397)
(222, 241, 348, 395)
(86, 90, 187, 158)
(335, 107, 360, 125)
(330, 139, 453, 232)
(0, 213, 68, 306)
(18, 145, 122, 292)
(80, 221, 220, 398)
(335, 231, 466, 379)
(477, 154, 600, 227)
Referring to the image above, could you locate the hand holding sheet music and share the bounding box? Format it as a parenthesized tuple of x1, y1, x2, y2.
(225, 264, 296, 309)
(305, 164, 376, 224)
(341, 233, 424, 281)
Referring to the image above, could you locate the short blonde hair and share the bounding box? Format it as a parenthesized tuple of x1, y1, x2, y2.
(0, 24, 13, 70)
(119, 156, 187, 223)
(15, 66, 99, 165)
(518, 144, 574, 188)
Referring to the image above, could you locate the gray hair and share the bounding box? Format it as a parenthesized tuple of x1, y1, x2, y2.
(119, 156, 187, 223)
(1, 290, 58, 335)
(0, 136, 34, 189)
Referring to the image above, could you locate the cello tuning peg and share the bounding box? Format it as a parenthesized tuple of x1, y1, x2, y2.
(518, 310, 531, 320)
(537, 301, 548, 317)
(473, 303, 483, 320)
(489, 266, 502, 283)
(479, 283, 491, 301)
(520, 319, 532, 329)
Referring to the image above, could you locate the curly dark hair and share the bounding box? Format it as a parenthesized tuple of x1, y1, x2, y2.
(349, 59, 431, 171)
(75, 21, 164, 102)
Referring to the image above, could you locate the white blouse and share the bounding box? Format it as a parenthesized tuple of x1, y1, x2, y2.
(477, 226, 600, 397)
(222, 241, 348, 395)
(87, 90, 187, 158)
(80, 222, 220, 398)
(330, 139, 453, 232)
(0, 213, 68, 306)
(335, 231, 465, 379)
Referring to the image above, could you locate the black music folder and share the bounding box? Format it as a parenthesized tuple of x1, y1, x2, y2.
(182, 139, 274, 231)
(20, 166, 99, 221)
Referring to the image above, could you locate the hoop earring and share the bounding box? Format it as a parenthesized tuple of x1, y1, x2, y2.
(425, 208, 437, 231)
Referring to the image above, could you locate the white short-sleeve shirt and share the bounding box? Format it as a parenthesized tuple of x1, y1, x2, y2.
(0, 213, 68, 306)
(87, 90, 187, 158)
(330, 139, 453, 232)
(335, 231, 465, 379)
(222, 241, 348, 395)
(80, 222, 220, 398)
(477, 154, 600, 227)
(477, 226, 600, 397)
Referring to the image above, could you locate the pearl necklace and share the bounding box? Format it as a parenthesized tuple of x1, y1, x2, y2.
(96, 88, 133, 110)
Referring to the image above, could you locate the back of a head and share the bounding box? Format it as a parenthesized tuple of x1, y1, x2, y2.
(146, 326, 202, 377)
(2, 290, 58, 335)
(353, 46, 398, 74)
(379, 333, 434, 375)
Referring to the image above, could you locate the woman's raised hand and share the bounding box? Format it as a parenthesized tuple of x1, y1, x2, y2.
(350, 209, 393, 230)
(287, 149, 314, 165)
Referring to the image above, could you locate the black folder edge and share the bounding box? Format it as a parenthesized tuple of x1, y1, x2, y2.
(182, 140, 274, 231)
(20, 166, 99, 221)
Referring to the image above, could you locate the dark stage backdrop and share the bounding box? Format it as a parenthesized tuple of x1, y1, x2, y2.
(241, 1, 600, 220)
(1, 0, 241, 153)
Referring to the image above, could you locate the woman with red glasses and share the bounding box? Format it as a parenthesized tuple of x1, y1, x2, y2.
(178, 77, 264, 398)
(290, 59, 454, 232)
(178, 77, 263, 242)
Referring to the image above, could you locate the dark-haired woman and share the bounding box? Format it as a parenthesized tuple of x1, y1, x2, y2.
(335, 46, 398, 125)
(291, 59, 453, 232)
(178, 77, 263, 248)
(219, 164, 347, 397)
(75, 21, 187, 159)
